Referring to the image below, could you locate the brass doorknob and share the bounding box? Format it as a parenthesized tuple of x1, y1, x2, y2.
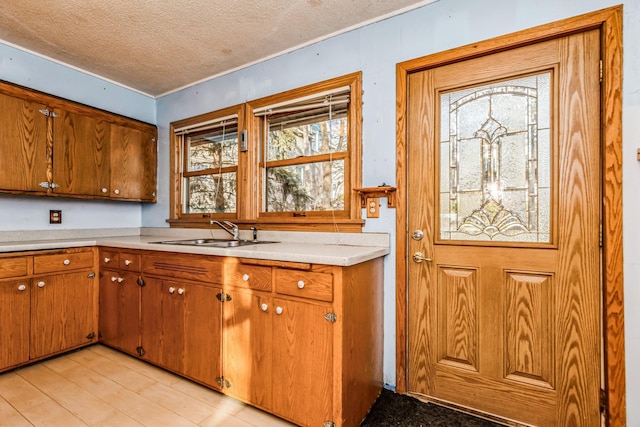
(412, 252, 432, 263)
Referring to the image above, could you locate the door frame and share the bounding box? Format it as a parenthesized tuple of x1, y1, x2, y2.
(395, 5, 624, 426)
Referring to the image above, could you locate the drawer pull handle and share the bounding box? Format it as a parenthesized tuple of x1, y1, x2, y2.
(242, 274, 249, 281)
(18, 284, 27, 292)
(117, 277, 124, 283)
(37, 281, 45, 288)
(276, 306, 283, 315)
(297, 280, 305, 289)
(63, 259, 71, 265)
(101, 187, 108, 193)
(125, 259, 132, 266)
(114, 189, 120, 195)
(104, 257, 111, 263)
(261, 303, 268, 312)
(178, 288, 185, 295)
(169, 287, 176, 294)
(111, 276, 118, 282)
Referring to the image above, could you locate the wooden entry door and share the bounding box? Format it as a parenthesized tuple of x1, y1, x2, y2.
(406, 30, 601, 426)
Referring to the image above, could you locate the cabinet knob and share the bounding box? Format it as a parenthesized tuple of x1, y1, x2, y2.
(111, 276, 118, 282)
(260, 303, 268, 312)
(125, 259, 132, 266)
(297, 280, 305, 289)
(114, 189, 120, 195)
(242, 274, 249, 281)
(18, 284, 27, 292)
(169, 287, 176, 294)
(276, 306, 283, 315)
(37, 281, 45, 288)
(104, 257, 111, 263)
(101, 188, 108, 193)
(178, 288, 185, 295)
(63, 259, 71, 265)
(117, 277, 124, 283)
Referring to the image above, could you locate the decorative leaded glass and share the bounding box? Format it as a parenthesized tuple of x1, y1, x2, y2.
(439, 73, 551, 243)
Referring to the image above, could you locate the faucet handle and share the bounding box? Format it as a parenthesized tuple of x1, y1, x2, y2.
(250, 226, 258, 242)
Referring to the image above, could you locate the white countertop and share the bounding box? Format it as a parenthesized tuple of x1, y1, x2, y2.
(0, 229, 389, 266)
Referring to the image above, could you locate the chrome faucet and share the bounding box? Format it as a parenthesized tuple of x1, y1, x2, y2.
(210, 220, 239, 240)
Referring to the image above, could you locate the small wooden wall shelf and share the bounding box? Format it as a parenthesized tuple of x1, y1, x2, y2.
(354, 186, 397, 208)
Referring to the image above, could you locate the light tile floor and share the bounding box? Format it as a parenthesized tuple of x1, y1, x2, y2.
(0, 345, 296, 427)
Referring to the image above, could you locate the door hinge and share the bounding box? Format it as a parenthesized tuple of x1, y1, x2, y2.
(599, 59, 603, 83)
(136, 346, 146, 357)
(137, 277, 145, 287)
(86, 332, 95, 339)
(38, 108, 59, 118)
(87, 272, 96, 279)
(323, 422, 335, 427)
(324, 313, 337, 323)
(39, 181, 51, 189)
(215, 377, 231, 388)
(216, 292, 232, 302)
(600, 388, 607, 414)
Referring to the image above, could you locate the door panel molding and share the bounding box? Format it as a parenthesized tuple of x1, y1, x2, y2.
(395, 5, 624, 425)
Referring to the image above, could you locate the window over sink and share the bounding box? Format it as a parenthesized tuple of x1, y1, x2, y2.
(169, 73, 363, 231)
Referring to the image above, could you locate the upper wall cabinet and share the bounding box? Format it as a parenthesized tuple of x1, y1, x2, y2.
(0, 81, 157, 202)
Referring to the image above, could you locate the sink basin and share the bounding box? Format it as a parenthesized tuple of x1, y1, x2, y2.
(152, 238, 278, 247)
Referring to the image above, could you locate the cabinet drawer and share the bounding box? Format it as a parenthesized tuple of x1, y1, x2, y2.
(100, 250, 119, 269)
(0, 257, 30, 279)
(118, 252, 141, 272)
(142, 254, 222, 284)
(275, 270, 333, 302)
(33, 251, 94, 274)
(225, 264, 272, 291)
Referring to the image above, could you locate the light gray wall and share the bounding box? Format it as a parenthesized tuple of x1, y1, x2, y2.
(0, 42, 155, 231)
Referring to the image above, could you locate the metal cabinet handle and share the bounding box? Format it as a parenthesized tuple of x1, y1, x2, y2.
(111, 276, 118, 282)
(168, 287, 176, 294)
(114, 189, 120, 195)
(242, 274, 250, 281)
(101, 188, 108, 193)
(18, 284, 27, 292)
(261, 303, 268, 312)
(178, 288, 185, 295)
(63, 259, 71, 265)
(297, 280, 305, 289)
(104, 257, 111, 263)
(125, 259, 132, 266)
(37, 281, 45, 288)
(117, 277, 124, 283)
(275, 306, 283, 315)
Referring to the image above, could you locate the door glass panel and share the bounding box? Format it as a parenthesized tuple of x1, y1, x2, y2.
(439, 73, 551, 243)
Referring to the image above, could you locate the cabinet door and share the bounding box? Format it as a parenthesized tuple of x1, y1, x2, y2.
(99, 270, 140, 354)
(141, 278, 222, 387)
(109, 124, 157, 201)
(30, 271, 96, 359)
(0, 280, 30, 370)
(52, 109, 110, 196)
(0, 92, 49, 192)
(272, 299, 333, 426)
(224, 289, 272, 406)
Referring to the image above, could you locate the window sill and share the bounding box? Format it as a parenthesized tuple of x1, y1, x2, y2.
(167, 218, 365, 233)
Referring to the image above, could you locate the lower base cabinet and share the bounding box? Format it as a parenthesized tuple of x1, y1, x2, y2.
(98, 248, 383, 427)
(141, 277, 222, 388)
(0, 248, 98, 373)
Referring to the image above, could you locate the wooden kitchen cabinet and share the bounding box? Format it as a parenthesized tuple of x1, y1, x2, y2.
(30, 271, 96, 359)
(0, 279, 30, 370)
(141, 277, 222, 388)
(98, 270, 141, 355)
(0, 248, 98, 373)
(0, 80, 157, 202)
(0, 90, 49, 193)
(223, 288, 273, 408)
(271, 297, 333, 426)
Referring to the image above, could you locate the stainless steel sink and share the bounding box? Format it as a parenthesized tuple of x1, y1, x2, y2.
(151, 238, 278, 247)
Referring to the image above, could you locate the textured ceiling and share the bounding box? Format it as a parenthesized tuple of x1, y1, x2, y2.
(0, 0, 434, 97)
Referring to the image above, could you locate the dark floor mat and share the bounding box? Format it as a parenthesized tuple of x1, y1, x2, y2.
(360, 389, 503, 427)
